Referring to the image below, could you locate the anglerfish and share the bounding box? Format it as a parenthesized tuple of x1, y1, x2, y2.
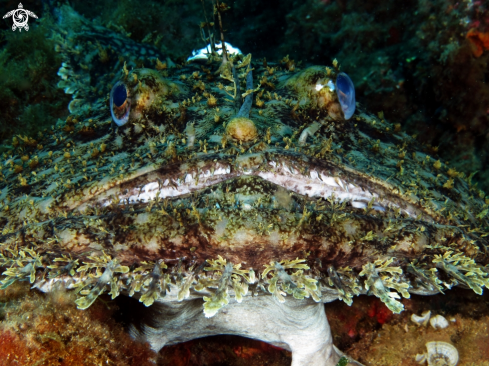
(1, 5, 488, 366)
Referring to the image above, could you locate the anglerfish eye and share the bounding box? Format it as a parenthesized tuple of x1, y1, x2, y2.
(110, 81, 131, 126)
(335, 72, 355, 120)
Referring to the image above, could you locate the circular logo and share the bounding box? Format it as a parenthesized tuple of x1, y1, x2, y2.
(12, 8, 29, 29)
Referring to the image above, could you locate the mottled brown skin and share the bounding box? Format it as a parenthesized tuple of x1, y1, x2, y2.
(0, 18, 488, 315)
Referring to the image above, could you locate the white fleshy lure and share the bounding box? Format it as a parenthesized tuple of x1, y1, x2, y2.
(187, 42, 243, 61)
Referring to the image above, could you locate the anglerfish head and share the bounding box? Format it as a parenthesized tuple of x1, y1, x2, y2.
(0, 16, 488, 365)
(1, 53, 487, 314)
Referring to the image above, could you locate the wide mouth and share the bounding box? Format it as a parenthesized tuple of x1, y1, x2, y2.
(76, 151, 431, 222)
(56, 149, 452, 282)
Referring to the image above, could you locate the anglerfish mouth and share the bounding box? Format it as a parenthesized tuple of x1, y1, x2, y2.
(65, 149, 443, 274)
(83, 152, 426, 218)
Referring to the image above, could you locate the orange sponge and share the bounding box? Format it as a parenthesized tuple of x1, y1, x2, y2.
(466, 28, 489, 57)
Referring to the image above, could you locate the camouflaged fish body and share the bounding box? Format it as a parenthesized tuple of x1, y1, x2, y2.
(0, 7, 489, 359)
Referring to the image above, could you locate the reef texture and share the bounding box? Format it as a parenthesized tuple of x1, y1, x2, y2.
(0, 11, 70, 148)
(333, 288, 489, 365)
(153, 288, 489, 365)
(0, 282, 156, 366)
(2, 284, 488, 365)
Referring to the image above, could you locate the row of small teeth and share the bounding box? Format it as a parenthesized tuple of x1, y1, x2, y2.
(109, 161, 400, 214)
(264, 161, 387, 212)
(118, 165, 232, 205)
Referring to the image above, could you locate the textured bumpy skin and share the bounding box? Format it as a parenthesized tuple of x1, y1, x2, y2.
(0, 5, 488, 364)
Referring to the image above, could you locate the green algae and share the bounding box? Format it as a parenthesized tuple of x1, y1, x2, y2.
(0, 16, 70, 149)
(336, 356, 349, 366)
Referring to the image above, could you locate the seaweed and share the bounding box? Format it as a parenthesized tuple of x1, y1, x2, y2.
(262, 259, 321, 303)
(359, 258, 410, 314)
(433, 251, 489, 295)
(202, 255, 256, 317)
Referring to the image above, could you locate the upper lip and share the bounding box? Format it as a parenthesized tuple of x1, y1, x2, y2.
(74, 151, 436, 224)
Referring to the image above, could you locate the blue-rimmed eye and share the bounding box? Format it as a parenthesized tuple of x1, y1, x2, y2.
(110, 81, 131, 126)
(335, 72, 355, 120)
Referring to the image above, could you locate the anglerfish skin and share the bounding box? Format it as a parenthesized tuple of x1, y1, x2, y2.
(1, 5, 489, 366)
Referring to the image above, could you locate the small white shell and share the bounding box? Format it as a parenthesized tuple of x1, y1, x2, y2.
(426, 341, 458, 366)
(415, 353, 426, 364)
(411, 310, 431, 326)
(430, 314, 449, 329)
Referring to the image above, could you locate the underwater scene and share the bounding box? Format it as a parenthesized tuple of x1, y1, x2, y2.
(0, 0, 489, 365)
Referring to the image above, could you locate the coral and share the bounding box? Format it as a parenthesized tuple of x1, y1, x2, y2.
(0, 282, 156, 366)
